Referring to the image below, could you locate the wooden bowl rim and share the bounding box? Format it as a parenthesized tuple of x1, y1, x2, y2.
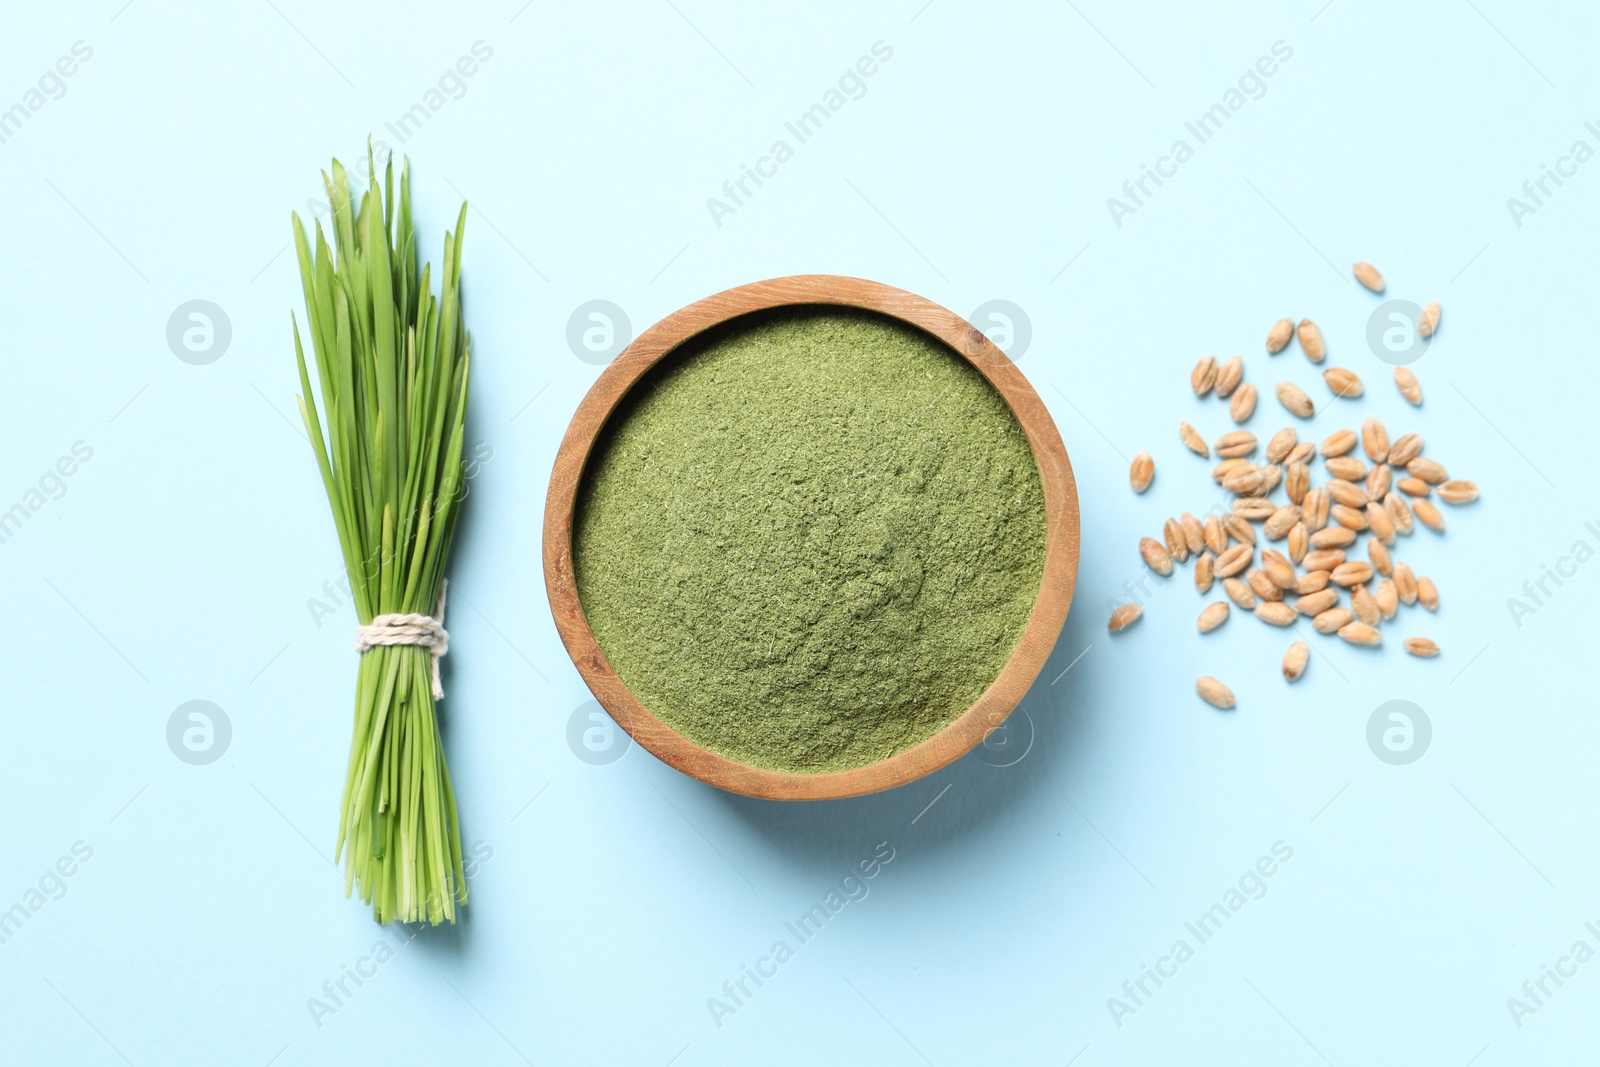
(542, 274, 1080, 800)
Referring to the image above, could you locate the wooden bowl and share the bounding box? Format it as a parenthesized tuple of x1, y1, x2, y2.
(543, 275, 1079, 800)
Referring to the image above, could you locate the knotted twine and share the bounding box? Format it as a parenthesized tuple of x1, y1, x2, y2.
(354, 581, 450, 699)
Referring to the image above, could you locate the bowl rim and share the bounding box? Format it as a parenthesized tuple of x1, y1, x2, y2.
(542, 274, 1080, 800)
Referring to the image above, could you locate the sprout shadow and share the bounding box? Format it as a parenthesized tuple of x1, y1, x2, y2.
(401, 907, 469, 956)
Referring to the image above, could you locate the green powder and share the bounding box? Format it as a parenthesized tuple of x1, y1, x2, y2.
(572, 307, 1047, 774)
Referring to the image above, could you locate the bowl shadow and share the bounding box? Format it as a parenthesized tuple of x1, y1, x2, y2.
(708, 611, 1100, 872)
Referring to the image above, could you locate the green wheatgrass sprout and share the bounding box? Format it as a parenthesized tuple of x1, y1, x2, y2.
(290, 148, 471, 924)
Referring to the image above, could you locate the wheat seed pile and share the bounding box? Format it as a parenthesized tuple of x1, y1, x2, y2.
(1114, 262, 1476, 709)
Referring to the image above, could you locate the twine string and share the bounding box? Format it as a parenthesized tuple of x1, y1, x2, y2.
(354, 581, 449, 699)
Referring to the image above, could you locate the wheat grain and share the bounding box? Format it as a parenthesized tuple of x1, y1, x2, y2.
(1198, 601, 1231, 632)
(1407, 457, 1448, 484)
(1256, 602, 1298, 626)
(1313, 607, 1353, 633)
(1267, 317, 1295, 353)
(1413, 498, 1445, 533)
(1246, 567, 1284, 602)
(1108, 602, 1143, 632)
(1197, 676, 1236, 708)
(1215, 356, 1244, 398)
(1394, 562, 1418, 606)
(1302, 487, 1331, 531)
(1283, 641, 1310, 680)
(1140, 536, 1174, 576)
(1205, 514, 1227, 555)
(1384, 491, 1415, 535)
(1365, 501, 1396, 545)
(1320, 429, 1357, 457)
(1325, 456, 1369, 482)
(1337, 621, 1382, 646)
(1375, 578, 1398, 619)
(1394, 366, 1422, 405)
(1180, 421, 1211, 457)
(1295, 570, 1331, 595)
(1418, 301, 1441, 338)
(1230, 383, 1258, 422)
(1265, 505, 1302, 540)
(1351, 582, 1380, 625)
(1294, 589, 1339, 616)
(1309, 526, 1357, 549)
(1331, 503, 1370, 531)
(1297, 319, 1326, 362)
(1277, 381, 1315, 418)
(1164, 518, 1191, 562)
(1366, 463, 1392, 502)
(1215, 430, 1258, 458)
(1223, 576, 1258, 610)
(1353, 262, 1385, 292)
(1388, 433, 1423, 467)
(1288, 522, 1309, 564)
(1324, 367, 1364, 397)
(1331, 560, 1376, 586)
(1130, 451, 1155, 492)
(1215, 543, 1253, 578)
(1362, 417, 1390, 463)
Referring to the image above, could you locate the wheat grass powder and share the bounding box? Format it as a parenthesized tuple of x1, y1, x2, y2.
(573, 307, 1046, 774)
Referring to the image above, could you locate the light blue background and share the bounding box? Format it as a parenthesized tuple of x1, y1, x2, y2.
(3, 1, 1597, 1063)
